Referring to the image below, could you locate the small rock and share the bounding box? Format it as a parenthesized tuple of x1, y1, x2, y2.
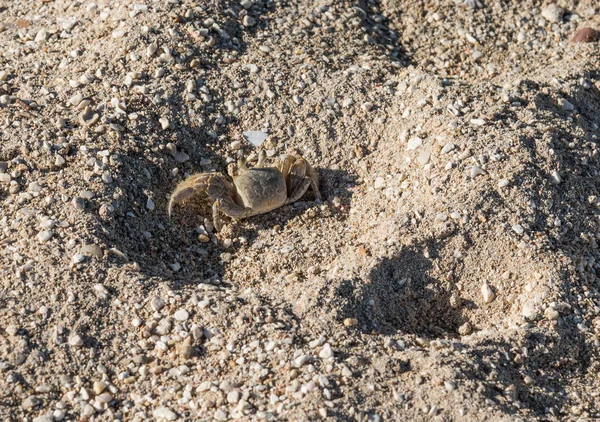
(153, 406, 177, 421)
(159, 117, 170, 130)
(512, 224, 524, 235)
(572, 27, 598, 43)
(242, 15, 256, 27)
(481, 282, 495, 304)
(37, 230, 53, 243)
(407, 137, 423, 150)
(470, 165, 485, 178)
(458, 322, 472, 335)
(541, 4, 564, 23)
(151, 297, 166, 311)
(319, 343, 333, 359)
(343, 318, 358, 327)
(227, 390, 241, 404)
(68, 333, 84, 347)
(242, 130, 268, 146)
(293, 354, 310, 367)
(174, 309, 189, 321)
(417, 151, 430, 166)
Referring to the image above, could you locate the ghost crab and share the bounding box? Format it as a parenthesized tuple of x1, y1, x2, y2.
(168, 151, 321, 231)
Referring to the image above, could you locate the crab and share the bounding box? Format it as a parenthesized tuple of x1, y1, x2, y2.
(168, 151, 321, 231)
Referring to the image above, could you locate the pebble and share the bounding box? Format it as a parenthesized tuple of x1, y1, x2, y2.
(227, 390, 241, 404)
(319, 343, 333, 359)
(0, 173, 10, 183)
(441, 143, 455, 154)
(37, 230, 53, 243)
(174, 309, 189, 321)
(151, 297, 166, 311)
(243, 16, 256, 27)
(242, 130, 268, 146)
(93, 381, 107, 395)
(293, 354, 310, 367)
(470, 166, 485, 178)
(572, 27, 598, 43)
(498, 178, 510, 188)
(153, 406, 177, 421)
(512, 224, 524, 235)
(407, 137, 423, 150)
(361, 102, 373, 111)
(458, 322, 472, 335)
(146, 198, 155, 211)
(159, 117, 170, 130)
(541, 4, 564, 23)
(68, 333, 84, 347)
(417, 151, 430, 166)
(343, 318, 358, 327)
(550, 171, 562, 184)
(72, 253, 86, 263)
(481, 282, 495, 303)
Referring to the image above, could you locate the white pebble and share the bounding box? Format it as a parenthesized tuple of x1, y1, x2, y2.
(37, 230, 53, 243)
(407, 137, 423, 150)
(68, 333, 84, 347)
(481, 282, 495, 304)
(512, 224, 524, 235)
(319, 344, 333, 359)
(174, 309, 189, 321)
(153, 407, 177, 421)
(159, 117, 170, 130)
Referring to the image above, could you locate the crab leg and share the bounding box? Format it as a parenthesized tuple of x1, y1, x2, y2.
(213, 198, 254, 231)
(168, 173, 212, 218)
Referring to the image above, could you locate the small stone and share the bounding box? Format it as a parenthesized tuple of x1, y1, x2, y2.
(512, 224, 524, 235)
(72, 253, 86, 263)
(146, 198, 155, 211)
(361, 101, 373, 111)
(561, 98, 575, 111)
(293, 354, 310, 367)
(458, 322, 472, 335)
(481, 282, 495, 304)
(342, 98, 354, 108)
(0, 173, 10, 183)
(159, 117, 170, 130)
(417, 151, 430, 166)
(242, 15, 256, 27)
(441, 143, 455, 154)
(242, 131, 268, 146)
(153, 406, 177, 421)
(319, 343, 333, 359)
(545, 307, 559, 320)
(227, 390, 241, 404)
(93, 381, 107, 395)
(214, 409, 228, 421)
(541, 4, 564, 23)
(407, 137, 423, 150)
(34, 28, 48, 43)
(498, 178, 510, 188)
(470, 165, 485, 178)
(174, 309, 189, 321)
(343, 318, 358, 327)
(151, 297, 166, 311)
(572, 27, 598, 43)
(37, 230, 53, 243)
(68, 333, 84, 347)
(22, 396, 41, 410)
(55, 155, 66, 166)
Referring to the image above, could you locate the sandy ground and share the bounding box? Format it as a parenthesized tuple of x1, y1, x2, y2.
(1, 0, 600, 421)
